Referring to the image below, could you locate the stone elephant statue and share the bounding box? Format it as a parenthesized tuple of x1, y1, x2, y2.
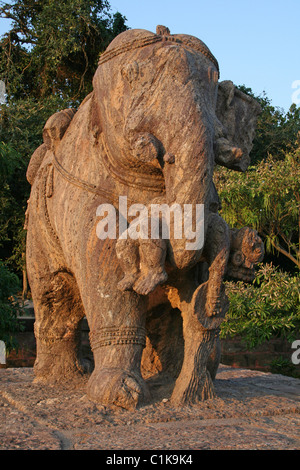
(25, 25, 263, 410)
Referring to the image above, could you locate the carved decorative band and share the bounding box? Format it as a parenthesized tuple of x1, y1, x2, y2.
(89, 326, 147, 351)
(34, 324, 79, 345)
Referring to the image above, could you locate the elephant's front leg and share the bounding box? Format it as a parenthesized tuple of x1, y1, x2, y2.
(81, 237, 150, 410)
(87, 317, 150, 410)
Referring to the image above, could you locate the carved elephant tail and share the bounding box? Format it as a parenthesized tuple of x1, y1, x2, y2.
(26, 108, 76, 185)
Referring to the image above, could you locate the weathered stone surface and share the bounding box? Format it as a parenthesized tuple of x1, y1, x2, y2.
(0, 366, 299, 450)
(0, 394, 61, 450)
(215, 80, 261, 171)
(25, 25, 262, 409)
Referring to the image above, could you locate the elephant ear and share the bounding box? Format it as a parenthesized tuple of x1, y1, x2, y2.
(215, 80, 261, 171)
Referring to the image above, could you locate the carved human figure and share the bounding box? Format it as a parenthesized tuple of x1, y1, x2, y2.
(116, 205, 231, 319)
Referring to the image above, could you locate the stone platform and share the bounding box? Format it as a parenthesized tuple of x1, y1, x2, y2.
(1, 365, 299, 450)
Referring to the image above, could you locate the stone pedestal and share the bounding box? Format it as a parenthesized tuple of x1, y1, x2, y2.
(1, 365, 299, 450)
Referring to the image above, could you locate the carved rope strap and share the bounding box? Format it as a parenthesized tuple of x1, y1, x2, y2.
(52, 152, 121, 204)
(98, 35, 162, 65)
(53, 146, 163, 202)
(98, 33, 219, 77)
(52, 150, 147, 205)
(89, 326, 147, 351)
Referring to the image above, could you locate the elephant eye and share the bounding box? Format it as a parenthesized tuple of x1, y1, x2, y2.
(232, 251, 244, 267)
(121, 61, 139, 84)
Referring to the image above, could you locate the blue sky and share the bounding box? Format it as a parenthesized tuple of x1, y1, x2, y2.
(1, 0, 299, 112)
(109, 0, 300, 112)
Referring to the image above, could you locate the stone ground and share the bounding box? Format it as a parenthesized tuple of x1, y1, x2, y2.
(0, 365, 299, 451)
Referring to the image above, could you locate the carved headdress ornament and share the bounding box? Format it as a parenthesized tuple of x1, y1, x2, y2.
(98, 25, 219, 77)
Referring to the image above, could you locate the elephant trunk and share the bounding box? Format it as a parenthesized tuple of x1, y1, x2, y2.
(162, 110, 215, 270)
(122, 45, 219, 271)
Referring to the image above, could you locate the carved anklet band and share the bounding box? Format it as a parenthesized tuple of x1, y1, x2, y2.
(89, 326, 147, 351)
(34, 324, 79, 346)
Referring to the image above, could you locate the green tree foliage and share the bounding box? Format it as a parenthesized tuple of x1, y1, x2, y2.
(0, 0, 128, 280)
(215, 90, 300, 350)
(0, 260, 23, 352)
(215, 85, 300, 270)
(0, 0, 128, 101)
(214, 146, 300, 269)
(0, 141, 26, 270)
(0, 97, 69, 285)
(221, 264, 300, 348)
(238, 86, 300, 163)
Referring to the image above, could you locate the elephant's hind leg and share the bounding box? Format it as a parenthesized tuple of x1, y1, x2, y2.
(31, 270, 85, 384)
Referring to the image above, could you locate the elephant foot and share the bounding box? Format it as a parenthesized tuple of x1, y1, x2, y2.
(133, 269, 168, 295)
(117, 273, 139, 291)
(33, 353, 85, 386)
(86, 367, 151, 410)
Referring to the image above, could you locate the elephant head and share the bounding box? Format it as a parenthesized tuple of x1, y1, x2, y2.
(90, 26, 260, 270)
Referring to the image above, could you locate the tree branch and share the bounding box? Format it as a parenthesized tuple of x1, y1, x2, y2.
(268, 236, 299, 267)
